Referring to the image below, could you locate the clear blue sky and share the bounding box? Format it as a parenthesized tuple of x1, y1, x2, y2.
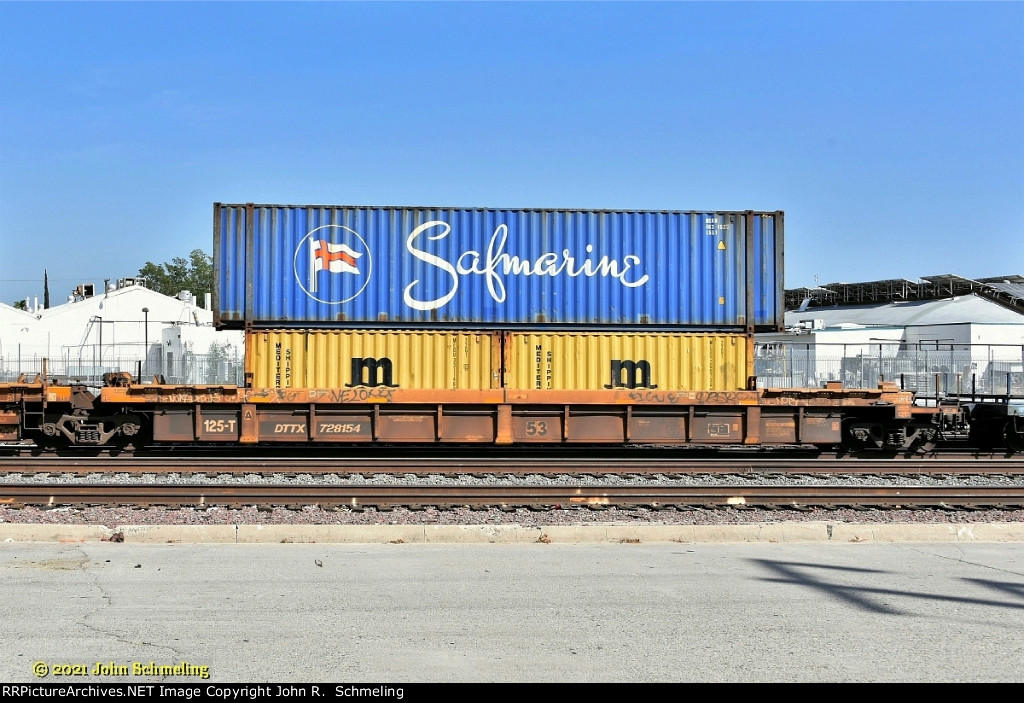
(2, 1, 1022, 306)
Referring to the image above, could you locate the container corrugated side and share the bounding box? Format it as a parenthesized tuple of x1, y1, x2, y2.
(247, 330, 500, 390)
(505, 332, 750, 391)
(215, 204, 783, 330)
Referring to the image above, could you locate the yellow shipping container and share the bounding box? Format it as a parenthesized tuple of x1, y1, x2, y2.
(505, 332, 750, 391)
(248, 330, 501, 390)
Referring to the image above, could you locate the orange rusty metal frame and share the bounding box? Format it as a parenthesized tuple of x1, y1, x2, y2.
(98, 380, 915, 411)
(2, 376, 920, 448)
(0, 377, 73, 443)
(89, 379, 919, 447)
(760, 381, 916, 419)
(0, 379, 73, 404)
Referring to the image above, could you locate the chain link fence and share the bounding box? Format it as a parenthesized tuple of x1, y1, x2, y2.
(0, 346, 244, 387)
(755, 341, 1024, 403)
(3, 341, 1021, 405)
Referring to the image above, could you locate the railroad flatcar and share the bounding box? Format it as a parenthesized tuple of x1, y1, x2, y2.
(0, 351, 969, 453)
(0, 337, 966, 454)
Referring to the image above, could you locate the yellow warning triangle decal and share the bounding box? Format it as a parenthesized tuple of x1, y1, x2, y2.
(717, 241, 727, 250)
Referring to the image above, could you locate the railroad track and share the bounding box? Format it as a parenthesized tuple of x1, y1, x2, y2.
(2, 483, 1023, 509)
(5, 446, 1021, 512)
(2, 452, 1022, 476)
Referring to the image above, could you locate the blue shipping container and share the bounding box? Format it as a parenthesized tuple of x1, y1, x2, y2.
(214, 204, 783, 330)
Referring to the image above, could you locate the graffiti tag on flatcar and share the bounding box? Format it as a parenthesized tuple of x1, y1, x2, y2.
(696, 392, 745, 404)
(760, 397, 843, 407)
(159, 393, 226, 403)
(627, 390, 745, 404)
(308, 388, 396, 403)
(628, 391, 688, 404)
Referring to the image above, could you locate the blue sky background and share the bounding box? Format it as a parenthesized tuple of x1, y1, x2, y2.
(1, 1, 1022, 307)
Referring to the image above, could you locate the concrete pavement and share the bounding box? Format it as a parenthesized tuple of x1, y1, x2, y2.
(2, 539, 1022, 682)
(2, 521, 1024, 544)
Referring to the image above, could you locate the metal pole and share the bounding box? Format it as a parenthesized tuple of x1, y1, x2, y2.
(988, 344, 993, 394)
(915, 343, 919, 396)
(950, 345, 954, 395)
(142, 307, 149, 382)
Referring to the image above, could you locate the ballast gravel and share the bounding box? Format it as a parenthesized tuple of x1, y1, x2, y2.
(1, 472, 1021, 527)
(1, 504, 1021, 529)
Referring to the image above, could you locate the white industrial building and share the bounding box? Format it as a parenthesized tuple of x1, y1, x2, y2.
(758, 274, 1024, 399)
(0, 278, 243, 386)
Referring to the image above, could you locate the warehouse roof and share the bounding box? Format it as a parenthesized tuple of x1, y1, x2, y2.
(785, 273, 1024, 313)
(977, 276, 1024, 306)
(784, 293, 1024, 329)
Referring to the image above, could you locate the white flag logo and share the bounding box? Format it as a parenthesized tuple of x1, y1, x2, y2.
(310, 239, 362, 293)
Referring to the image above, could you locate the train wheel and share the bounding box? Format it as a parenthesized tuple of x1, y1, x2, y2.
(114, 414, 145, 448)
(842, 420, 880, 451)
(911, 437, 937, 454)
(36, 413, 70, 450)
(1005, 422, 1024, 453)
(905, 422, 938, 455)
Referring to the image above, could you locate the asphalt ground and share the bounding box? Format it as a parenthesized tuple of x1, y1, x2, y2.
(1, 528, 1023, 683)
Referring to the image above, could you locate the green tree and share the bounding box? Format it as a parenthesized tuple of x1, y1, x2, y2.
(12, 300, 26, 310)
(139, 250, 213, 298)
(203, 340, 241, 384)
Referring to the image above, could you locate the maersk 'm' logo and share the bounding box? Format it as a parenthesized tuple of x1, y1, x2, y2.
(293, 225, 373, 304)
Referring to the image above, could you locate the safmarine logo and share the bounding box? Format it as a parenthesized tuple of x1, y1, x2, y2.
(293, 225, 373, 304)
